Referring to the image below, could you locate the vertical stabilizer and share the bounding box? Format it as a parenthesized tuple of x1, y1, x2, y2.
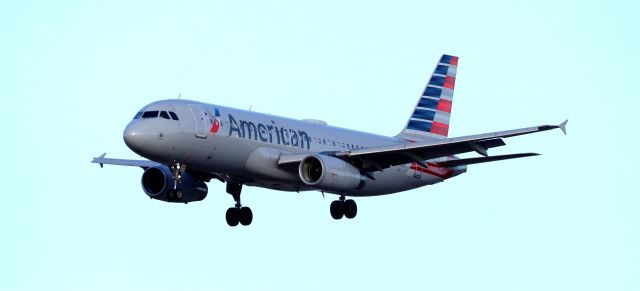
(396, 54, 458, 141)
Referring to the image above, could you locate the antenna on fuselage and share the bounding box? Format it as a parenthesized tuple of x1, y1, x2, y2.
(178, 92, 182, 99)
(249, 105, 253, 111)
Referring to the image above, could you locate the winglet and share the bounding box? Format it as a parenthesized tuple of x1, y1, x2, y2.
(558, 119, 568, 135)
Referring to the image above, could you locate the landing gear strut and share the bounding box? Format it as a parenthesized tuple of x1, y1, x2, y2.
(330, 195, 357, 220)
(168, 162, 186, 202)
(169, 162, 186, 189)
(225, 182, 253, 227)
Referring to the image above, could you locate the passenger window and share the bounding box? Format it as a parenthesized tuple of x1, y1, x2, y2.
(133, 112, 143, 119)
(142, 111, 158, 118)
(169, 111, 179, 120)
(159, 111, 170, 119)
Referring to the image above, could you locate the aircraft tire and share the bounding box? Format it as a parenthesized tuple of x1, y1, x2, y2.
(175, 189, 183, 200)
(226, 207, 240, 227)
(239, 207, 253, 226)
(343, 199, 357, 219)
(167, 189, 177, 202)
(330, 201, 344, 220)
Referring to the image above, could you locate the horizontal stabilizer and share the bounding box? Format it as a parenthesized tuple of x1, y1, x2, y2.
(437, 153, 540, 167)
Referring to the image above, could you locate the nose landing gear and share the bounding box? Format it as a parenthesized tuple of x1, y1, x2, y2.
(166, 162, 187, 203)
(225, 182, 253, 227)
(169, 162, 186, 189)
(167, 188, 183, 202)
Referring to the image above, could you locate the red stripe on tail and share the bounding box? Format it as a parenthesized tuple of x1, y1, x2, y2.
(436, 99, 452, 113)
(444, 76, 456, 89)
(430, 121, 449, 136)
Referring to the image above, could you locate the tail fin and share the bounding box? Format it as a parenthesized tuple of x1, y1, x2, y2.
(396, 54, 458, 141)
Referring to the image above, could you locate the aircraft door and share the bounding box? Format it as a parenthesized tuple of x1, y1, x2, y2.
(188, 104, 208, 138)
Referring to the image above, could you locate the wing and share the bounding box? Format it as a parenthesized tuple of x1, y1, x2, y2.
(279, 120, 567, 171)
(91, 153, 161, 169)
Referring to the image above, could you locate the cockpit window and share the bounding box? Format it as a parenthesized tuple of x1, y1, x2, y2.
(142, 111, 159, 118)
(159, 111, 170, 119)
(137, 110, 178, 120)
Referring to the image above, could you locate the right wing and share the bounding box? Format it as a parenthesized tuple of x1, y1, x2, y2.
(279, 120, 567, 171)
(91, 153, 161, 169)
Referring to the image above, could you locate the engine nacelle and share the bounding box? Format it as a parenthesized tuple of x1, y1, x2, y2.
(298, 154, 366, 192)
(141, 166, 208, 203)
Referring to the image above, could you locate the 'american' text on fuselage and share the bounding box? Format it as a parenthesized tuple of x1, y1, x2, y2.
(228, 114, 311, 150)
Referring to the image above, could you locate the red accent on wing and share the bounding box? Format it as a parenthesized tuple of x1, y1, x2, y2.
(410, 162, 453, 179)
(430, 121, 449, 136)
(436, 99, 452, 113)
(210, 119, 220, 133)
(450, 56, 459, 66)
(443, 76, 456, 89)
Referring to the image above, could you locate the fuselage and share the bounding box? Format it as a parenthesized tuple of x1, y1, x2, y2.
(123, 99, 465, 196)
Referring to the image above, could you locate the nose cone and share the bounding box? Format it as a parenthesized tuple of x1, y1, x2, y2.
(123, 121, 150, 152)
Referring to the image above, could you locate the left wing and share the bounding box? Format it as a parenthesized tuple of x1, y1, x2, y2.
(279, 120, 567, 171)
(91, 153, 161, 169)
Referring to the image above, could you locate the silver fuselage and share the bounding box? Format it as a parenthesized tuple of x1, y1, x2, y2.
(123, 99, 465, 196)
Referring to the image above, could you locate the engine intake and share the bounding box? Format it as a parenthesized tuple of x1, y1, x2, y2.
(141, 166, 208, 203)
(298, 154, 365, 192)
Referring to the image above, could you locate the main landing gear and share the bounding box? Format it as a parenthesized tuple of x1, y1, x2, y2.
(330, 195, 357, 220)
(225, 182, 253, 227)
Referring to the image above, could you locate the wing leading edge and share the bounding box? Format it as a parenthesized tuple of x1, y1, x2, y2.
(91, 153, 161, 169)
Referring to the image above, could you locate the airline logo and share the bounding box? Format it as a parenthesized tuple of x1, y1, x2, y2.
(406, 54, 458, 137)
(210, 108, 221, 133)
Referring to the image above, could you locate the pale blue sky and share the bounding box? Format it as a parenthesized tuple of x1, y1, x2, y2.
(1, 1, 638, 290)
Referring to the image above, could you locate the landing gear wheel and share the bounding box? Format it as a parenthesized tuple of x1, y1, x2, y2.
(175, 189, 183, 200)
(167, 189, 177, 202)
(330, 200, 344, 220)
(239, 207, 253, 226)
(225, 182, 252, 227)
(343, 199, 357, 219)
(226, 208, 240, 227)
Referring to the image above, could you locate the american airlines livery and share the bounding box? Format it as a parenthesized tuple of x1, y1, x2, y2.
(93, 55, 567, 227)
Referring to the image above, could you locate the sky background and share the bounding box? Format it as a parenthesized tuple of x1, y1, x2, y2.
(1, 0, 639, 290)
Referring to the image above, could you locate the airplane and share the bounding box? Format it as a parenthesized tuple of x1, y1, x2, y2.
(92, 54, 567, 227)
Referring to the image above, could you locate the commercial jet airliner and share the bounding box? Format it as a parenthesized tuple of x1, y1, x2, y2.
(93, 55, 567, 226)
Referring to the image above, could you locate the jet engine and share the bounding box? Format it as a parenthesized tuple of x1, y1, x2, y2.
(141, 166, 208, 203)
(298, 154, 366, 192)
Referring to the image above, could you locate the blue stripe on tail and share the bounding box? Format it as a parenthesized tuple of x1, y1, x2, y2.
(396, 54, 458, 141)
